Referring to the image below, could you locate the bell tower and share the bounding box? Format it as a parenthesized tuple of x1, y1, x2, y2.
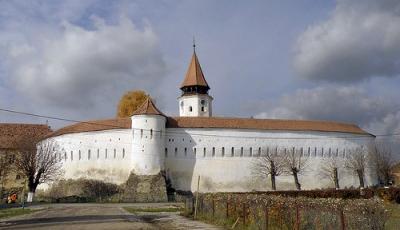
(178, 43, 213, 117)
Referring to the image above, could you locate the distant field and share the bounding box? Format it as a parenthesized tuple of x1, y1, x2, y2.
(386, 203, 400, 230)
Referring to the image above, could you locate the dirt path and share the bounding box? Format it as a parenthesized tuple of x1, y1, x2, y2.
(0, 203, 220, 230)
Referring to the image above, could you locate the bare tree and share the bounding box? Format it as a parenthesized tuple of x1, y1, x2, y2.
(283, 147, 309, 190)
(371, 142, 396, 186)
(15, 140, 63, 202)
(0, 154, 11, 196)
(345, 147, 368, 188)
(319, 156, 342, 189)
(251, 147, 285, 190)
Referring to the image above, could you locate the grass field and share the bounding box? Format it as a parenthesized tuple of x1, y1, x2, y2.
(385, 203, 400, 230)
(0, 208, 36, 219)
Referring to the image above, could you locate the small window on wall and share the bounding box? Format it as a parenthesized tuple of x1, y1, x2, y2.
(222, 147, 225, 157)
(194, 148, 197, 156)
(150, 129, 153, 139)
(114, 149, 116, 158)
(79, 150, 81, 160)
(71, 151, 73, 161)
(184, 147, 187, 156)
(97, 149, 100, 159)
(249, 147, 253, 157)
(258, 147, 261, 156)
(64, 152, 67, 161)
(16, 175, 21, 180)
(141, 129, 143, 138)
(174, 147, 178, 156)
(165, 148, 168, 157)
(212, 147, 215, 157)
(203, 148, 206, 157)
(231, 147, 234, 157)
(240, 147, 244, 157)
(123, 148, 125, 158)
(189, 106, 193, 112)
(88, 150, 91, 160)
(201, 107, 204, 112)
(105, 149, 108, 159)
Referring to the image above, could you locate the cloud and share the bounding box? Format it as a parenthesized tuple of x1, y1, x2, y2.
(255, 86, 400, 136)
(0, 15, 167, 110)
(294, 0, 400, 82)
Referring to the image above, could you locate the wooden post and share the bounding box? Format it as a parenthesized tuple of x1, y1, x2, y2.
(226, 198, 229, 218)
(243, 203, 246, 225)
(265, 206, 269, 230)
(212, 198, 215, 217)
(340, 209, 346, 230)
(296, 206, 300, 230)
(194, 175, 200, 219)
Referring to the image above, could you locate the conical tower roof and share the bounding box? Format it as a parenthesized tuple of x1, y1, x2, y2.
(132, 97, 165, 117)
(180, 51, 209, 89)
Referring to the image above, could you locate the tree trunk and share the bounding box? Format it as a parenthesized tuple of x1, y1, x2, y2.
(292, 169, 301, 190)
(357, 170, 365, 188)
(271, 174, 276, 191)
(27, 192, 34, 203)
(333, 168, 340, 189)
(270, 161, 277, 191)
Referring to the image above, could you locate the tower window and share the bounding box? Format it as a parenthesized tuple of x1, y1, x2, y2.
(189, 106, 193, 112)
(194, 148, 197, 155)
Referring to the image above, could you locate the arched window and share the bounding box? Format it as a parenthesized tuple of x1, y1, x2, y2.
(249, 147, 253, 157)
(222, 147, 225, 157)
(189, 106, 193, 112)
(231, 147, 234, 157)
(212, 147, 215, 157)
(201, 107, 204, 112)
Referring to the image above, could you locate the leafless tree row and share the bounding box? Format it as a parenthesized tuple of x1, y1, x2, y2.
(251, 141, 397, 191)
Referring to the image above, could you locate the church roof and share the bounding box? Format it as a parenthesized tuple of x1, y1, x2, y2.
(132, 97, 165, 117)
(0, 123, 52, 149)
(46, 116, 373, 138)
(180, 51, 209, 89)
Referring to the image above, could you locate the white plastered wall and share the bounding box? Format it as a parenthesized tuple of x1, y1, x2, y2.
(178, 94, 213, 117)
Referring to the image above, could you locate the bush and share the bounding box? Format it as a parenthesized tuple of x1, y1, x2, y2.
(45, 178, 120, 202)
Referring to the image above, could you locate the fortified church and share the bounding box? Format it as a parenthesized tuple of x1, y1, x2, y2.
(44, 47, 377, 193)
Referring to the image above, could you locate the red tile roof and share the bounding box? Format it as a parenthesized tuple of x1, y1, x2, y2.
(180, 51, 209, 88)
(46, 116, 373, 138)
(132, 98, 165, 117)
(0, 124, 52, 149)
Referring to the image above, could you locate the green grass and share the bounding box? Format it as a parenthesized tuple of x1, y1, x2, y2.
(385, 203, 400, 230)
(0, 208, 36, 219)
(123, 206, 183, 214)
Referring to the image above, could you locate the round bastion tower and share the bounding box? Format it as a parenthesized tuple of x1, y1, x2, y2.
(131, 97, 166, 175)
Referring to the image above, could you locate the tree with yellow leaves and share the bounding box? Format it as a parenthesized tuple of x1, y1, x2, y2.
(117, 90, 148, 118)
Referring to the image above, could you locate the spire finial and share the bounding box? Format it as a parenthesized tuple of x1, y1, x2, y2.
(193, 36, 196, 52)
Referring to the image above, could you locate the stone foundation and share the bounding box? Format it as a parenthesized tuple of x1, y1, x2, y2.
(121, 172, 167, 202)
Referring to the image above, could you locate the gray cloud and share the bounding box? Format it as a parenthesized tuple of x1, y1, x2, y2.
(255, 86, 400, 136)
(294, 0, 400, 82)
(0, 16, 167, 110)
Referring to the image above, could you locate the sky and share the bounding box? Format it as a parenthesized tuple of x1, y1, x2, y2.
(0, 0, 399, 147)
